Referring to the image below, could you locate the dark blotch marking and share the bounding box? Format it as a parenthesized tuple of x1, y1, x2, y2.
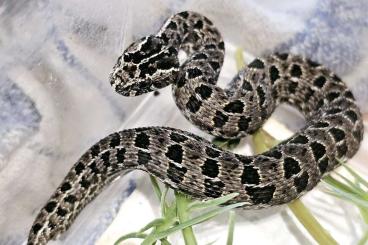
(89, 161, 99, 174)
(275, 53, 288, 60)
(241, 165, 260, 185)
(294, 172, 309, 193)
(326, 108, 342, 115)
(138, 150, 151, 165)
(64, 195, 77, 204)
(60, 182, 71, 192)
(269, 66, 280, 83)
(74, 162, 85, 175)
(307, 59, 320, 67)
(337, 143, 348, 158)
(179, 12, 189, 18)
(101, 151, 110, 165)
(256, 86, 266, 106)
(345, 91, 355, 99)
(195, 84, 213, 100)
(187, 67, 203, 79)
(167, 21, 177, 30)
(170, 132, 188, 143)
(318, 157, 329, 174)
(32, 223, 43, 234)
(135, 132, 150, 149)
(313, 76, 326, 88)
(223, 100, 244, 113)
(313, 121, 329, 128)
(283, 157, 301, 179)
(264, 150, 282, 159)
(345, 110, 358, 122)
(117, 148, 125, 162)
(177, 75, 186, 88)
(201, 159, 219, 178)
(166, 144, 183, 164)
(186, 95, 202, 113)
(290, 64, 302, 77)
(248, 58, 265, 69)
(242, 80, 253, 91)
(167, 162, 187, 183)
(329, 128, 345, 142)
(213, 111, 229, 128)
(245, 185, 276, 204)
(290, 135, 309, 144)
(204, 178, 225, 198)
(310, 141, 326, 161)
(90, 144, 100, 157)
(109, 134, 120, 148)
(209, 61, 220, 71)
(238, 116, 251, 131)
(80, 178, 91, 189)
(193, 53, 208, 60)
(326, 92, 340, 102)
(288, 81, 298, 94)
(218, 41, 225, 50)
(193, 20, 203, 29)
(57, 207, 67, 217)
(44, 201, 57, 213)
(206, 147, 221, 158)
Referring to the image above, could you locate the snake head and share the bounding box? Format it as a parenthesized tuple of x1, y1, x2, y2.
(109, 35, 180, 96)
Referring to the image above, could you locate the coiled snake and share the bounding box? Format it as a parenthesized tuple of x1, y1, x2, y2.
(28, 11, 364, 244)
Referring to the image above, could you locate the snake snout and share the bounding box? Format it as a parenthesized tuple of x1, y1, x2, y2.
(110, 35, 180, 96)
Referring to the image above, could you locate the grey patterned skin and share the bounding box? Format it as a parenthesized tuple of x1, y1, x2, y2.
(28, 11, 364, 244)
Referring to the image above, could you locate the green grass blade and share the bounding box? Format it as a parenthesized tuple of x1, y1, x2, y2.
(114, 232, 147, 245)
(188, 193, 239, 211)
(226, 211, 236, 245)
(150, 176, 162, 201)
(141, 202, 245, 245)
(139, 218, 166, 233)
(175, 191, 198, 245)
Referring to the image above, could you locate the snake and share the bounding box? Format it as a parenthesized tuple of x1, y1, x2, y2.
(28, 11, 364, 244)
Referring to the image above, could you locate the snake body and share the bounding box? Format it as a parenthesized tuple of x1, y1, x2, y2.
(28, 11, 364, 244)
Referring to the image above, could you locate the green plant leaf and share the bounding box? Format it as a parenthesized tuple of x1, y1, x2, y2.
(188, 193, 239, 211)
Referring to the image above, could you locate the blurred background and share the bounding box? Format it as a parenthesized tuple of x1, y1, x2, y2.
(0, 0, 367, 244)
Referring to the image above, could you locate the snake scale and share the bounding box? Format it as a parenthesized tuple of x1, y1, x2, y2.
(28, 11, 364, 244)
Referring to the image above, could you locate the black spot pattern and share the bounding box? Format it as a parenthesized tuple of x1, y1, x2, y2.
(264, 150, 282, 159)
(166, 144, 183, 164)
(135, 132, 150, 149)
(109, 134, 121, 148)
(32, 223, 42, 234)
(213, 111, 228, 127)
(44, 201, 57, 213)
(336, 143, 348, 158)
(138, 150, 151, 165)
(60, 182, 71, 192)
(283, 157, 301, 179)
(116, 148, 126, 163)
(167, 162, 187, 183)
(241, 165, 260, 185)
(314, 76, 326, 88)
(74, 162, 85, 175)
(187, 68, 203, 78)
(318, 157, 329, 174)
(195, 84, 213, 100)
(170, 132, 188, 143)
(310, 141, 326, 161)
(245, 185, 276, 204)
(345, 110, 358, 122)
(269, 66, 280, 83)
(201, 159, 219, 178)
(329, 128, 345, 142)
(57, 208, 67, 217)
(294, 172, 309, 193)
(256, 86, 266, 106)
(204, 178, 225, 198)
(64, 195, 77, 204)
(223, 100, 244, 113)
(290, 135, 309, 144)
(290, 64, 302, 77)
(248, 59, 265, 69)
(186, 95, 202, 113)
(238, 116, 251, 131)
(206, 147, 221, 158)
